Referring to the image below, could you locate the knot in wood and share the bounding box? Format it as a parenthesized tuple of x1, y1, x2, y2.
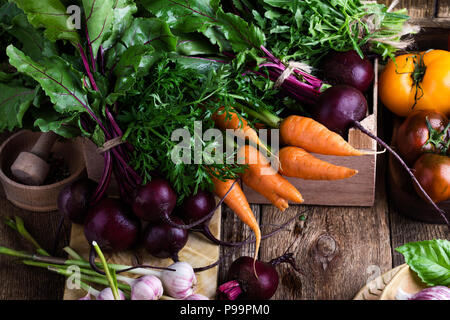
(316, 234, 337, 257)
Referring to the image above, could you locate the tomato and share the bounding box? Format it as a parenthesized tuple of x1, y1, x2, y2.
(413, 153, 450, 203)
(396, 110, 449, 165)
(379, 50, 450, 117)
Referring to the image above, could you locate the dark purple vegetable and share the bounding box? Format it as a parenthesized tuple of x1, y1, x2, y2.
(312, 85, 450, 229)
(218, 253, 299, 300)
(321, 50, 374, 92)
(178, 190, 216, 224)
(175, 189, 264, 247)
(176, 190, 233, 246)
(142, 217, 188, 261)
(131, 178, 177, 223)
(84, 198, 141, 252)
(313, 85, 367, 135)
(57, 179, 97, 224)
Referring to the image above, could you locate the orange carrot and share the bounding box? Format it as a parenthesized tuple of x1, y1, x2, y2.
(238, 145, 304, 211)
(278, 146, 358, 180)
(210, 175, 261, 265)
(280, 115, 363, 156)
(213, 107, 270, 153)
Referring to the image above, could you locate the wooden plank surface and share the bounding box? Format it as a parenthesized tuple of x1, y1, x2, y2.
(437, 0, 450, 18)
(379, 0, 436, 18)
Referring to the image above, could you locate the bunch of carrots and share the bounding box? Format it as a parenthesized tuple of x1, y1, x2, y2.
(210, 107, 362, 263)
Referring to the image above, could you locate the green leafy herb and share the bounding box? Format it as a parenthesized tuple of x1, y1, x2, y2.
(119, 58, 245, 200)
(396, 239, 450, 287)
(232, 0, 417, 63)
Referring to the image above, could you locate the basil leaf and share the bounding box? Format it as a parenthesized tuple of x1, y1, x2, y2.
(12, 0, 81, 44)
(396, 239, 450, 287)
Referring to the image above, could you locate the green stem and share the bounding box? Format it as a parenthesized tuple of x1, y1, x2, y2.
(4, 216, 50, 256)
(48, 265, 131, 292)
(22, 260, 132, 293)
(234, 101, 281, 128)
(63, 247, 84, 261)
(92, 242, 120, 300)
(0, 246, 161, 277)
(0, 246, 33, 259)
(78, 280, 100, 297)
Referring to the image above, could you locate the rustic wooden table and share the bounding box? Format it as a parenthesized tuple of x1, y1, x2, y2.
(0, 0, 449, 301)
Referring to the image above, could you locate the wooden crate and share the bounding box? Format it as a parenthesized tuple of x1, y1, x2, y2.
(244, 60, 379, 207)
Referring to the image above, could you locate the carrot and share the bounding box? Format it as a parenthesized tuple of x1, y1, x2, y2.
(278, 146, 358, 180)
(280, 115, 363, 156)
(238, 145, 304, 211)
(210, 175, 261, 268)
(213, 107, 270, 154)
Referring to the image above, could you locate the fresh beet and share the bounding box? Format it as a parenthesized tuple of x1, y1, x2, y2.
(313, 85, 368, 135)
(178, 190, 216, 224)
(226, 257, 278, 300)
(218, 253, 299, 300)
(57, 179, 97, 224)
(142, 217, 188, 261)
(84, 198, 141, 252)
(320, 50, 374, 92)
(131, 178, 177, 223)
(174, 189, 259, 247)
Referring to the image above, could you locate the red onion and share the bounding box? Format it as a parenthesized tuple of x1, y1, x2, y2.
(409, 286, 450, 300)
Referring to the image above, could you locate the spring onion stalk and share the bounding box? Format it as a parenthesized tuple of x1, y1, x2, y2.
(21, 259, 131, 293)
(92, 241, 120, 300)
(63, 247, 84, 261)
(4, 217, 50, 256)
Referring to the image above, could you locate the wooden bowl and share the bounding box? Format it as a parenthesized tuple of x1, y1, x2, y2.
(0, 130, 86, 212)
(353, 264, 428, 300)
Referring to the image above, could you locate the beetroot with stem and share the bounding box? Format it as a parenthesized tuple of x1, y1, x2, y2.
(131, 178, 177, 223)
(142, 217, 188, 262)
(175, 190, 244, 247)
(312, 85, 368, 135)
(218, 253, 300, 300)
(84, 198, 141, 252)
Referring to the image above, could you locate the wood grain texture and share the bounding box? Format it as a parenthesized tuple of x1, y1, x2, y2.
(388, 208, 449, 267)
(437, 0, 450, 17)
(257, 152, 392, 300)
(378, 0, 435, 18)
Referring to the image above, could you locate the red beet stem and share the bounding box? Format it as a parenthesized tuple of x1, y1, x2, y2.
(218, 280, 242, 300)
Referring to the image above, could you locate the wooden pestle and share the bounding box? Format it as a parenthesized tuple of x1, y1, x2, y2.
(11, 132, 58, 186)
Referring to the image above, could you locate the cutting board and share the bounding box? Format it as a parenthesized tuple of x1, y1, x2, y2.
(63, 207, 221, 300)
(353, 264, 429, 300)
